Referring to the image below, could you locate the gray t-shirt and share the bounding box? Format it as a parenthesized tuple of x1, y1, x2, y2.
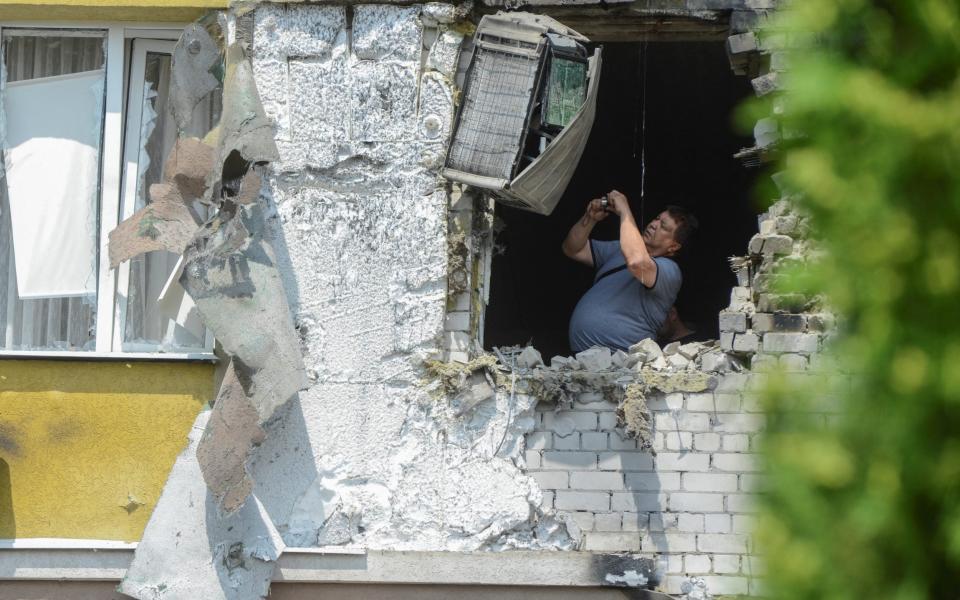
(568, 239, 682, 353)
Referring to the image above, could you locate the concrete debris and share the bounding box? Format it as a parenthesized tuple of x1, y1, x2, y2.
(662, 341, 681, 356)
(516, 346, 544, 370)
(681, 576, 714, 600)
(575, 346, 612, 371)
(667, 353, 690, 370)
(421, 1, 473, 25)
(678, 342, 704, 360)
(453, 371, 496, 416)
(628, 338, 662, 363)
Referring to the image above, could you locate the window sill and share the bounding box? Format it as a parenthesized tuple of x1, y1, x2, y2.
(0, 350, 217, 362)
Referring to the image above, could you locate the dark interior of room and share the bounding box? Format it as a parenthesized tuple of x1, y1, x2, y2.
(483, 41, 760, 359)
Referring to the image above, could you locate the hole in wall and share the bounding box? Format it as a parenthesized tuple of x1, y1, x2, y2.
(482, 41, 758, 359)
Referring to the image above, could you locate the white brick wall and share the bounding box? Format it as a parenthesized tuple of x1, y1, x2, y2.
(523, 371, 769, 594)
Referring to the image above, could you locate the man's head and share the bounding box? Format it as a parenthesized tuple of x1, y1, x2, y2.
(641, 205, 698, 257)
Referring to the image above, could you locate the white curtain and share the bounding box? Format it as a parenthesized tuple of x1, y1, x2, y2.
(0, 33, 104, 350)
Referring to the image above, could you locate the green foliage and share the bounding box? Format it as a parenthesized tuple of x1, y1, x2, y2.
(751, 1, 960, 598)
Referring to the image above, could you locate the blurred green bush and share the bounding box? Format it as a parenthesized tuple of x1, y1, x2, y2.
(751, 1, 960, 598)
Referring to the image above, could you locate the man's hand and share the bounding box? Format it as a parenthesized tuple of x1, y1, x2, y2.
(606, 190, 631, 218)
(585, 198, 609, 224)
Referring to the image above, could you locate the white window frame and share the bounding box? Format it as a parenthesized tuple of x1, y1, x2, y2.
(0, 21, 217, 361)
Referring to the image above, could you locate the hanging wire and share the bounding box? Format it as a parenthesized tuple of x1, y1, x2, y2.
(639, 40, 649, 224)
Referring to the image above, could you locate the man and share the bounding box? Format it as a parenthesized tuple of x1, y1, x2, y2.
(562, 190, 697, 353)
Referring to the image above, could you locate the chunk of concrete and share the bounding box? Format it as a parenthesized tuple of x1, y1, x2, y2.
(662, 341, 681, 356)
(576, 346, 613, 371)
(628, 338, 663, 363)
(678, 342, 703, 360)
(517, 346, 544, 369)
(667, 353, 690, 370)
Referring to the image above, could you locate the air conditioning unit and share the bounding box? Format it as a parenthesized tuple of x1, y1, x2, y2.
(442, 12, 602, 216)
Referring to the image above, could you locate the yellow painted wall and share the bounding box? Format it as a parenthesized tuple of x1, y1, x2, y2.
(0, 360, 214, 541)
(0, 0, 226, 22)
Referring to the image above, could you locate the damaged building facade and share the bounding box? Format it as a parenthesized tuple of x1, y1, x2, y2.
(0, 0, 835, 598)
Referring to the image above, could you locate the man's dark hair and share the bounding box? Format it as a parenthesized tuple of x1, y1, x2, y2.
(665, 205, 699, 246)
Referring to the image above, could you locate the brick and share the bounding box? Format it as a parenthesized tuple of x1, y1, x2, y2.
(720, 331, 734, 352)
(732, 515, 754, 534)
(712, 413, 765, 433)
(645, 393, 670, 411)
(705, 514, 731, 533)
(762, 332, 820, 354)
(727, 494, 759, 513)
(779, 353, 809, 371)
(649, 512, 678, 532)
(740, 473, 765, 491)
(745, 554, 765, 576)
(684, 393, 715, 412)
(655, 412, 712, 432)
(553, 433, 581, 450)
(555, 491, 609, 511)
(664, 431, 693, 451)
(701, 576, 749, 596)
(525, 450, 541, 468)
(714, 554, 742, 574)
(694, 433, 721, 451)
(683, 473, 739, 492)
(598, 451, 653, 471)
(698, 534, 749, 554)
(530, 471, 568, 489)
(650, 432, 665, 452)
(526, 431, 552, 450)
(656, 453, 711, 472)
(581, 432, 608, 451)
(751, 71, 781, 96)
(664, 393, 685, 410)
(598, 412, 618, 430)
(677, 513, 704, 533)
(593, 512, 622, 532)
(718, 311, 747, 333)
(444, 311, 470, 331)
(712, 453, 760, 472)
(684, 554, 711, 574)
(564, 510, 595, 532)
(575, 391, 609, 407)
(715, 373, 749, 392)
(641, 532, 696, 553)
(571, 471, 624, 490)
(752, 312, 807, 333)
(542, 451, 596, 470)
(722, 434, 750, 452)
(609, 433, 639, 450)
(583, 532, 641, 551)
(625, 472, 680, 491)
(732, 332, 760, 353)
(621, 512, 648, 532)
(611, 492, 668, 512)
(669, 493, 723, 512)
(543, 411, 597, 431)
(726, 32, 758, 54)
(541, 490, 554, 508)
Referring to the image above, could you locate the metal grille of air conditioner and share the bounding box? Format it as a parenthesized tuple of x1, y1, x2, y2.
(445, 42, 543, 182)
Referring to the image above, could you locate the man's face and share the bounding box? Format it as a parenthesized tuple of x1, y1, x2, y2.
(642, 211, 682, 257)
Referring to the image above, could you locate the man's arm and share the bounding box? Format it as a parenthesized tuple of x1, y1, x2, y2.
(562, 199, 608, 266)
(608, 190, 658, 288)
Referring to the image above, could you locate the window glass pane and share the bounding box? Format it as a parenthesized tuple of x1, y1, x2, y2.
(0, 32, 105, 351)
(120, 47, 220, 352)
